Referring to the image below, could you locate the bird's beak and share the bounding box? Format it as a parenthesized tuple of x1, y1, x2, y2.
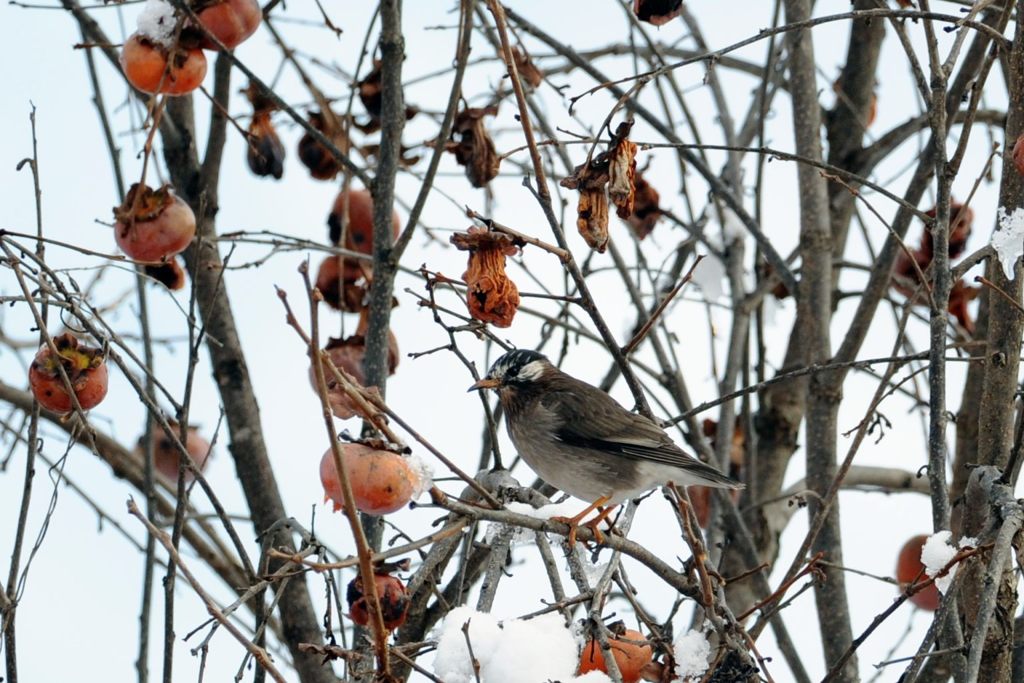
(468, 377, 500, 392)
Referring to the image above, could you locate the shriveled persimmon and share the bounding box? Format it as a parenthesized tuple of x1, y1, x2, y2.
(297, 110, 348, 180)
(328, 188, 400, 251)
(347, 572, 410, 631)
(310, 336, 368, 419)
(310, 333, 397, 419)
(28, 333, 108, 414)
(319, 443, 419, 515)
(578, 627, 652, 683)
(113, 184, 196, 262)
(120, 33, 207, 96)
(896, 534, 940, 611)
(195, 0, 261, 50)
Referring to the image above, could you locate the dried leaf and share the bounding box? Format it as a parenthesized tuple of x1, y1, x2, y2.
(358, 60, 384, 120)
(561, 122, 640, 252)
(246, 111, 285, 180)
(922, 202, 974, 259)
(948, 280, 979, 333)
(297, 110, 349, 181)
(577, 188, 610, 253)
(609, 137, 637, 218)
(451, 227, 520, 327)
(242, 80, 277, 114)
(627, 171, 661, 240)
(448, 106, 501, 187)
(512, 46, 543, 90)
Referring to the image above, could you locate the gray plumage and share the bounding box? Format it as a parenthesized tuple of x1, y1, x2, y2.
(474, 349, 742, 504)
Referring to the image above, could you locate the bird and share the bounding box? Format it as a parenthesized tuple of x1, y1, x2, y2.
(470, 348, 743, 544)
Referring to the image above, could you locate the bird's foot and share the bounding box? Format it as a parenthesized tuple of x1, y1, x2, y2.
(552, 496, 614, 548)
(551, 515, 585, 547)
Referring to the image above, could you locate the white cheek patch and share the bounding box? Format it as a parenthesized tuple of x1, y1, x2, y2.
(517, 360, 545, 381)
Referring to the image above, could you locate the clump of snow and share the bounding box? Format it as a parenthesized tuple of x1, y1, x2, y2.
(692, 206, 748, 302)
(136, 0, 178, 48)
(921, 530, 958, 593)
(406, 452, 434, 500)
(992, 206, 1024, 279)
(433, 607, 582, 683)
(433, 607, 502, 682)
(718, 206, 747, 243)
(674, 629, 711, 680)
(959, 536, 979, 549)
(692, 254, 726, 301)
(573, 672, 613, 682)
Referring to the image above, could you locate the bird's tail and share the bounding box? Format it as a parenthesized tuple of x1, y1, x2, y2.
(682, 458, 744, 489)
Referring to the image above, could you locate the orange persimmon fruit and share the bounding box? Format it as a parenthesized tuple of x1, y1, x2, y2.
(319, 443, 418, 515)
(578, 628, 652, 683)
(896, 534, 941, 611)
(120, 33, 207, 96)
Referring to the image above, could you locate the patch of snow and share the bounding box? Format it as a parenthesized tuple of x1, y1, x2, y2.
(136, 0, 178, 48)
(921, 530, 958, 594)
(674, 629, 711, 680)
(433, 608, 580, 683)
(572, 672, 613, 682)
(959, 536, 979, 549)
(992, 206, 1024, 279)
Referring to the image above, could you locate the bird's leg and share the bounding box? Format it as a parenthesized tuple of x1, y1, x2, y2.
(552, 495, 611, 547)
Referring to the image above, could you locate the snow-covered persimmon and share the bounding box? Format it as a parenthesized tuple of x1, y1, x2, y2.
(195, 0, 261, 50)
(896, 534, 940, 611)
(328, 188, 400, 251)
(113, 184, 196, 262)
(319, 443, 419, 515)
(578, 627, 652, 683)
(28, 333, 108, 414)
(120, 33, 207, 96)
(347, 573, 410, 631)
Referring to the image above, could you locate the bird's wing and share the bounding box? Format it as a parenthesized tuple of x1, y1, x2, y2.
(539, 378, 740, 488)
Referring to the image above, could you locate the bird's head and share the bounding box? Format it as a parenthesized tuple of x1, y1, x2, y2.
(468, 349, 551, 392)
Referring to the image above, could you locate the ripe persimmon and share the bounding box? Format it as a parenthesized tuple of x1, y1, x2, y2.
(28, 333, 108, 414)
(315, 255, 367, 313)
(135, 420, 212, 482)
(120, 33, 207, 96)
(578, 627, 652, 683)
(328, 189, 400, 251)
(196, 0, 261, 50)
(319, 443, 418, 515)
(113, 184, 196, 262)
(896, 534, 940, 611)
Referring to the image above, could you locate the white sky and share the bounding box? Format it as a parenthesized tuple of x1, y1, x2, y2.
(0, 2, 1010, 681)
